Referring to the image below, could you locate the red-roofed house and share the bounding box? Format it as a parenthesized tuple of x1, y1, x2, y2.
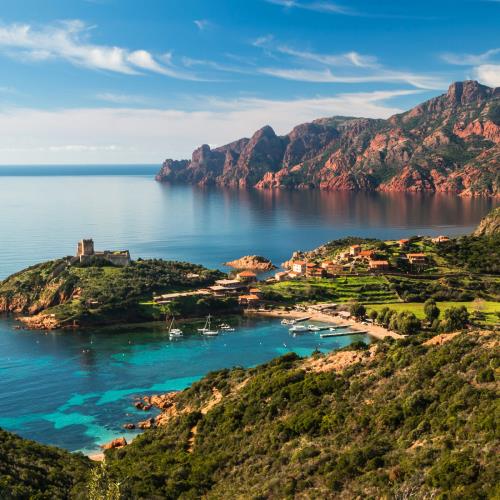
(292, 261, 307, 274)
(369, 260, 390, 271)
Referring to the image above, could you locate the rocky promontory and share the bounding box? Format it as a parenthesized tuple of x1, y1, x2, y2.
(157, 81, 500, 196)
(474, 206, 500, 236)
(224, 255, 276, 271)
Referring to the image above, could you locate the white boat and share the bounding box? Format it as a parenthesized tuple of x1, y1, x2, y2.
(167, 317, 183, 338)
(289, 324, 308, 333)
(308, 325, 321, 332)
(200, 315, 219, 336)
(219, 323, 235, 332)
(281, 319, 295, 325)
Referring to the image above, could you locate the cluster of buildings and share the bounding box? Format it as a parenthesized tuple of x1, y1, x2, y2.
(153, 270, 264, 308)
(276, 239, 436, 280)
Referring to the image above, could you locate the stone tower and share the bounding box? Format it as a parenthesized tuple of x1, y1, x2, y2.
(77, 239, 95, 257)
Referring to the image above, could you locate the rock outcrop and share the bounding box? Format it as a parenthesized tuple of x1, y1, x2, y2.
(473, 206, 500, 236)
(224, 255, 276, 271)
(156, 81, 500, 196)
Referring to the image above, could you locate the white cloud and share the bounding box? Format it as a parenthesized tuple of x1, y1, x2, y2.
(441, 48, 500, 66)
(0, 89, 417, 164)
(96, 92, 149, 104)
(473, 64, 500, 87)
(276, 46, 378, 68)
(265, 0, 353, 15)
(260, 67, 445, 89)
(0, 20, 197, 79)
(194, 19, 211, 30)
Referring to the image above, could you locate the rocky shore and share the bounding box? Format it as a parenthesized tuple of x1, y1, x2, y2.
(224, 255, 276, 271)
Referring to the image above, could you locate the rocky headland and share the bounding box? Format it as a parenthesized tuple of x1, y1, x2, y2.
(224, 255, 276, 271)
(157, 81, 500, 196)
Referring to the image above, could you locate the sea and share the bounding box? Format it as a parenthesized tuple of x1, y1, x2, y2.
(0, 165, 495, 452)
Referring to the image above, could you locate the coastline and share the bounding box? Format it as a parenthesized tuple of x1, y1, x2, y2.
(244, 308, 404, 340)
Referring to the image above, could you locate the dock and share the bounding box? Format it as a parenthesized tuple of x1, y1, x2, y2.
(320, 330, 368, 338)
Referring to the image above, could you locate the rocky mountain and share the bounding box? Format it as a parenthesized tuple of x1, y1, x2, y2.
(156, 81, 500, 196)
(474, 206, 500, 236)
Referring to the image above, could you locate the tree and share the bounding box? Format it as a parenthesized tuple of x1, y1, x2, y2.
(397, 312, 421, 335)
(424, 299, 440, 323)
(349, 302, 366, 320)
(87, 460, 121, 500)
(369, 310, 378, 321)
(442, 306, 470, 332)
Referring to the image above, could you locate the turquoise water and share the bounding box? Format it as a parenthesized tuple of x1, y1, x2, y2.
(0, 315, 368, 452)
(0, 166, 494, 452)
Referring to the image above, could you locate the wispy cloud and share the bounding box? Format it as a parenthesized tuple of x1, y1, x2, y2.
(259, 67, 444, 89)
(252, 37, 446, 89)
(0, 20, 198, 80)
(441, 47, 500, 87)
(265, 0, 354, 15)
(441, 48, 500, 66)
(0, 89, 417, 163)
(96, 92, 150, 104)
(194, 19, 211, 30)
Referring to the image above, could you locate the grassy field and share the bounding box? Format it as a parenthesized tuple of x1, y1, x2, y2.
(366, 300, 500, 325)
(261, 276, 399, 304)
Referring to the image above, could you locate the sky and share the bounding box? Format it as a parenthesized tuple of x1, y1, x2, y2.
(0, 0, 498, 164)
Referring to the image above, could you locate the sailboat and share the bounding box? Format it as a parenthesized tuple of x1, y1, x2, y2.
(199, 314, 219, 336)
(167, 317, 183, 338)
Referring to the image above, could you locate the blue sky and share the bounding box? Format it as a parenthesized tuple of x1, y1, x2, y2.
(0, 0, 498, 164)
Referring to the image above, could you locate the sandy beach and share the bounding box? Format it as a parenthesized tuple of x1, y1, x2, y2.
(245, 308, 404, 340)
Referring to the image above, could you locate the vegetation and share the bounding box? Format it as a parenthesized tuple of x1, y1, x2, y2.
(0, 258, 224, 327)
(0, 427, 90, 499)
(101, 331, 499, 498)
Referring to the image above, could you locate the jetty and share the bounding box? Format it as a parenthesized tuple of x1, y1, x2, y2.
(320, 330, 368, 338)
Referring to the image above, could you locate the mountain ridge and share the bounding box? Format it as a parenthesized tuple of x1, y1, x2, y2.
(156, 81, 500, 196)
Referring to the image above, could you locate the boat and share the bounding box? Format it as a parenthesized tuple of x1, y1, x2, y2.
(289, 324, 308, 333)
(167, 317, 183, 338)
(200, 315, 219, 336)
(307, 324, 321, 332)
(281, 319, 295, 325)
(219, 323, 235, 332)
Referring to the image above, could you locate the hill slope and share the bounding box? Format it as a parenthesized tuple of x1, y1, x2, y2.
(474, 206, 500, 236)
(157, 81, 500, 196)
(106, 331, 499, 499)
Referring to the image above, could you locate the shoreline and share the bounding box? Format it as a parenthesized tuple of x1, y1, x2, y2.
(245, 308, 403, 340)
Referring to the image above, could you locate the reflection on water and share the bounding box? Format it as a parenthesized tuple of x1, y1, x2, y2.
(0, 169, 495, 278)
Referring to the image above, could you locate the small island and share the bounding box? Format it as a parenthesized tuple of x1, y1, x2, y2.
(224, 255, 276, 271)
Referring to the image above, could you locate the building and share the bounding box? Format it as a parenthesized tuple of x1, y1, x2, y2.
(432, 235, 450, 244)
(359, 250, 376, 260)
(210, 279, 247, 296)
(398, 239, 410, 248)
(292, 261, 307, 275)
(305, 263, 325, 278)
(349, 245, 361, 256)
(238, 294, 261, 306)
(274, 271, 289, 282)
(237, 271, 257, 282)
(76, 238, 131, 266)
(406, 253, 427, 265)
(369, 260, 390, 271)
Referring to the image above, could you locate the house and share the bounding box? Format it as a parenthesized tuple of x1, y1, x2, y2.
(292, 261, 307, 275)
(238, 294, 261, 306)
(398, 239, 409, 248)
(359, 250, 376, 260)
(432, 235, 450, 244)
(349, 245, 361, 256)
(274, 271, 289, 282)
(249, 287, 263, 298)
(321, 261, 343, 276)
(306, 263, 325, 278)
(369, 260, 390, 271)
(338, 251, 351, 261)
(209, 279, 247, 297)
(237, 271, 257, 282)
(406, 253, 427, 265)
(338, 310, 351, 319)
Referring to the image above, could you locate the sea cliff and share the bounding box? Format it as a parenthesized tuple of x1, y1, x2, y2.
(157, 81, 500, 196)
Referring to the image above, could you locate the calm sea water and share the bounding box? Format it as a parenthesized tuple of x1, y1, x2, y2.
(0, 165, 495, 452)
(0, 165, 494, 279)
